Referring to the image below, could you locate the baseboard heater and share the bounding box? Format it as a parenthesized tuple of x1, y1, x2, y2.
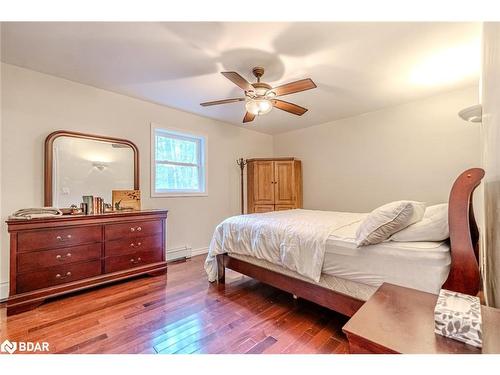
(166, 245, 192, 262)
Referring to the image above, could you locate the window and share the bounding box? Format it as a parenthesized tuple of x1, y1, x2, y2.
(151, 124, 207, 197)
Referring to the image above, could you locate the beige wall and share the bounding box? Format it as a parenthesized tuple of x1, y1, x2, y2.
(481, 23, 500, 308)
(274, 86, 481, 213)
(0, 63, 273, 298)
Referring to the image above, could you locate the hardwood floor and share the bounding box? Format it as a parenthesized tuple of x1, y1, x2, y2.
(0, 255, 349, 354)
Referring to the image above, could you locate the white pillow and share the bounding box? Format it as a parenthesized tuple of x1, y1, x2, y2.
(355, 201, 426, 247)
(390, 203, 448, 242)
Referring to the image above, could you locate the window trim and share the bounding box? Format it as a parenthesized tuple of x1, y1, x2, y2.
(150, 123, 208, 198)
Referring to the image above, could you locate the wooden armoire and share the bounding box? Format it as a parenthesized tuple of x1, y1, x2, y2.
(247, 157, 302, 213)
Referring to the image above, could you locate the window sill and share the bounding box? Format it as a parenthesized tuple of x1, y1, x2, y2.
(151, 192, 208, 198)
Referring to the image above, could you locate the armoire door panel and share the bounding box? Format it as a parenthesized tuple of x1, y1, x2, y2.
(253, 161, 275, 205)
(275, 205, 296, 211)
(254, 205, 275, 213)
(274, 161, 296, 205)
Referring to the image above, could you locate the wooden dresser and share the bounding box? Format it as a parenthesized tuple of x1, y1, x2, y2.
(247, 157, 302, 213)
(6, 209, 167, 315)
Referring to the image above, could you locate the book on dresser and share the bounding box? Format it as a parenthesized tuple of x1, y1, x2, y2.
(6, 209, 168, 316)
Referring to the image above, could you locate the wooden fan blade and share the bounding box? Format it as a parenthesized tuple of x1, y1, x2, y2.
(200, 98, 245, 106)
(243, 112, 256, 123)
(272, 99, 308, 116)
(221, 72, 254, 91)
(272, 78, 316, 97)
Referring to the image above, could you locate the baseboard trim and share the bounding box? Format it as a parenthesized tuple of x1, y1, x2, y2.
(0, 282, 9, 302)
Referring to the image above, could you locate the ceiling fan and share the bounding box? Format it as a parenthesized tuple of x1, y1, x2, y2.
(200, 67, 317, 123)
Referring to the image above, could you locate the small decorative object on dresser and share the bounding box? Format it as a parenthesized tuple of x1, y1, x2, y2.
(112, 189, 141, 211)
(82, 195, 94, 214)
(434, 289, 483, 348)
(6, 209, 167, 315)
(247, 157, 302, 213)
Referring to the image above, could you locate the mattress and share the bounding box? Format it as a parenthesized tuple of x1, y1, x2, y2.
(322, 215, 451, 294)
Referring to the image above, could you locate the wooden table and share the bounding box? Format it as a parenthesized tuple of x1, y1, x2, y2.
(342, 283, 500, 354)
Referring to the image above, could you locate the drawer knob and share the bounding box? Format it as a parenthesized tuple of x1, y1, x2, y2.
(56, 234, 72, 241)
(56, 252, 72, 260)
(130, 227, 135, 232)
(137, 226, 142, 232)
(130, 257, 142, 264)
(56, 271, 72, 279)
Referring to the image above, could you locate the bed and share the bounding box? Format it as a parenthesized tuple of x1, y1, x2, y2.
(205, 168, 484, 317)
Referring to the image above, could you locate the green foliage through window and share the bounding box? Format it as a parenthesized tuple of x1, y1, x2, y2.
(153, 129, 206, 194)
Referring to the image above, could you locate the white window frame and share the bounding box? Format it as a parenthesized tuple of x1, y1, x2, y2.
(151, 123, 208, 197)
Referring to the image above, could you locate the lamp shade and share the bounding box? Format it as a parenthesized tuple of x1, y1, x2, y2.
(245, 98, 273, 116)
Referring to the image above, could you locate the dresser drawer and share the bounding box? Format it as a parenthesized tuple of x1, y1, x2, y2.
(17, 225, 102, 253)
(17, 243, 102, 273)
(104, 249, 163, 273)
(16, 260, 102, 294)
(105, 220, 162, 241)
(105, 234, 162, 257)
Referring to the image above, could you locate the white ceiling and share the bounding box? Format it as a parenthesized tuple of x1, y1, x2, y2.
(1, 22, 481, 134)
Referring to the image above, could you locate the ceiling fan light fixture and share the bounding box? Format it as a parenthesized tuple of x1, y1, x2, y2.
(201, 67, 316, 123)
(254, 87, 268, 96)
(265, 90, 277, 98)
(245, 98, 273, 116)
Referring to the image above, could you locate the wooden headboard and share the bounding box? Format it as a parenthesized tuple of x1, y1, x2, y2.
(443, 168, 485, 296)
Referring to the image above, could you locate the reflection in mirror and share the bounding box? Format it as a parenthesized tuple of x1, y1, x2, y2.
(52, 136, 135, 208)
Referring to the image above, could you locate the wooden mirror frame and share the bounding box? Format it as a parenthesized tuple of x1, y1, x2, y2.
(44, 130, 139, 207)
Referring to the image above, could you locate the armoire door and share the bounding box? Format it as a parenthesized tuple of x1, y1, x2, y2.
(274, 161, 296, 205)
(252, 161, 275, 205)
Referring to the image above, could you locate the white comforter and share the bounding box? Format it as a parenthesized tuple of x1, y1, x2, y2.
(204, 209, 364, 282)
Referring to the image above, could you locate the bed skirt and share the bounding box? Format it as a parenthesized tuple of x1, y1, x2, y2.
(227, 253, 377, 302)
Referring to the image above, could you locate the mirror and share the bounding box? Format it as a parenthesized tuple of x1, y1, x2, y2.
(45, 131, 139, 207)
